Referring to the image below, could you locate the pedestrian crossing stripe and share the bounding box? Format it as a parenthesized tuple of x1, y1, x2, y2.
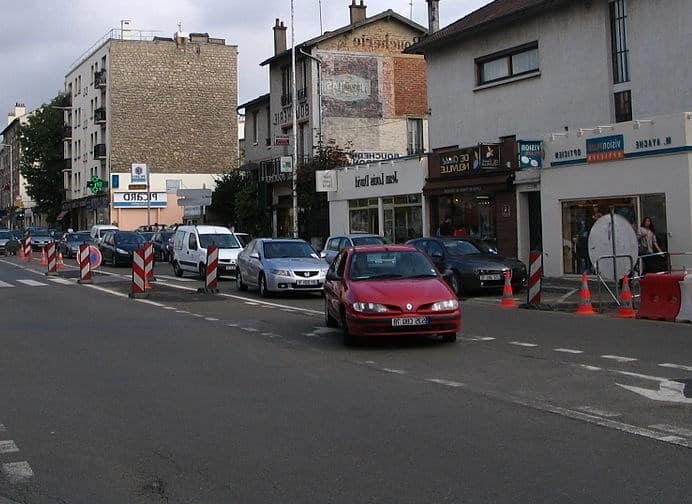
(0, 280, 12, 288)
(0, 278, 76, 288)
(15, 279, 48, 287)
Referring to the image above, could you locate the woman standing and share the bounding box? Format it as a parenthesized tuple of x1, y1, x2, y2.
(637, 216, 664, 273)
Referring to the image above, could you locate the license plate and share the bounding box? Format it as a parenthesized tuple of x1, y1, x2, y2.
(392, 316, 429, 327)
(296, 279, 319, 286)
(480, 274, 502, 281)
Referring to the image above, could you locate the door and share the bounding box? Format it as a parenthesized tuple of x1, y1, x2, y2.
(325, 251, 348, 319)
(247, 241, 262, 286)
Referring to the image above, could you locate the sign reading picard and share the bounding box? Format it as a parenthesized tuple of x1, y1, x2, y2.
(113, 192, 167, 208)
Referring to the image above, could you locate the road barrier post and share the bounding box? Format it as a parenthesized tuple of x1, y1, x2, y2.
(197, 246, 219, 294)
(77, 244, 92, 284)
(129, 249, 148, 299)
(45, 242, 58, 276)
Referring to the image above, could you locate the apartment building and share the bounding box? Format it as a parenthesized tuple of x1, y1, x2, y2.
(63, 29, 238, 229)
(240, 1, 429, 237)
(409, 0, 692, 268)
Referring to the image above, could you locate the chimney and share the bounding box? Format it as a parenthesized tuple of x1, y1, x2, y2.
(273, 18, 287, 55)
(7, 102, 25, 125)
(349, 0, 367, 25)
(426, 0, 440, 33)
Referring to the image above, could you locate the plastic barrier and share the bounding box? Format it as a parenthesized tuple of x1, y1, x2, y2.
(198, 246, 219, 294)
(77, 244, 92, 284)
(129, 249, 148, 299)
(527, 251, 542, 306)
(45, 242, 58, 276)
(676, 275, 692, 323)
(637, 273, 685, 321)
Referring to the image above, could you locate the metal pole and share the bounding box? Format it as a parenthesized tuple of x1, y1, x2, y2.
(146, 168, 151, 228)
(610, 208, 619, 300)
(291, 0, 299, 238)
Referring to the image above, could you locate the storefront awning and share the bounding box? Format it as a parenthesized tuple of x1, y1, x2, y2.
(423, 174, 512, 196)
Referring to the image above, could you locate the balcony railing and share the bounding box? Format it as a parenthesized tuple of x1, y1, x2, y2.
(94, 107, 106, 124)
(95, 69, 107, 89)
(94, 143, 106, 159)
(63, 159, 72, 172)
(280, 93, 292, 106)
(63, 125, 72, 139)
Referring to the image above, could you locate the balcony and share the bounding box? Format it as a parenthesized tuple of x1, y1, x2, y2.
(94, 69, 107, 89)
(280, 93, 292, 106)
(63, 125, 72, 139)
(63, 159, 72, 172)
(94, 143, 106, 160)
(94, 107, 106, 124)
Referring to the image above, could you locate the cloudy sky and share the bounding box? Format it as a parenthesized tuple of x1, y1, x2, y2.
(0, 0, 487, 115)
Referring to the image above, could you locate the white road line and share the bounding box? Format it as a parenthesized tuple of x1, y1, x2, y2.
(226, 323, 238, 327)
(0, 280, 14, 288)
(509, 341, 538, 347)
(242, 327, 259, 332)
(0, 440, 18, 454)
(577, 406, 621, 418)
(611, 370, 669, 382)
(578, 364, 602, 371)
(601, 355, 638, 363)
(554, 348, 584, 354)
(156, 275, 196, 282)
(136, 299, 166, 308)
(425, 378, 465, 388)
(47, 277, 73, 285)
(649, 424, 692, 438)
(0, 424, 5, 432)
(15, 279, 48, 287)
(380, 368, 407, 375)
(659, 363, 692, 372)
(2, 461, 34, 484)
(83, 284, 129, 298)
(189, 313, 203, 318)
(462, 336, 496, 342)
(163, 306, 177, 310)
(557, 288, 578, 303)
(204, 317, 219, 322)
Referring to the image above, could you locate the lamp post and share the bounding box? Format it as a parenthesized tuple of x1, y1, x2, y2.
(0, 143, 13, 228)
(290, 0, 299, 238)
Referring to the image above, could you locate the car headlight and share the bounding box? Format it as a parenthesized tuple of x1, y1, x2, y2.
(116, 248, 128, 254)
(271, 269, 291, 276)
(430, 299, 459, 311)
(352, 302, 388, 313)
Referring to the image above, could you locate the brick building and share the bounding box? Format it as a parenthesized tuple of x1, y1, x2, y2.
(63, 29, 238, 230)
(240, 2, 429, 238)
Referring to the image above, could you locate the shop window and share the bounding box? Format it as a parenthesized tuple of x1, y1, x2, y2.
(639, 194, 668, 252)
(614, 90, 632, 123)
(384, 194, 422, 243)
(349, 198, 379, 234)
(436, 194, 496, 246)
(476, 43, 539, 86)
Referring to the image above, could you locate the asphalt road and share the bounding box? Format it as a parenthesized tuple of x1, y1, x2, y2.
(0, 256, 691, 503)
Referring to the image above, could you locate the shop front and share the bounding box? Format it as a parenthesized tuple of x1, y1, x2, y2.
(540, 112, 692, 277)
(327, 156, 428, 243)
(424, 142, 518, 257)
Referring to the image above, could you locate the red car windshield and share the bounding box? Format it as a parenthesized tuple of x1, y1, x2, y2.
(348, 251, 437, 280)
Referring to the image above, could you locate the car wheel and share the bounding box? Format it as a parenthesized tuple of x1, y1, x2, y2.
(173, 261, 184, 277)
(441, 333, 457, 343)
(325, 298, 338, 328)
(341, 309, 356, 347)
(258, 273, 270, 297)
(449, 272, 462, 297)
(236, 267, 247, 291)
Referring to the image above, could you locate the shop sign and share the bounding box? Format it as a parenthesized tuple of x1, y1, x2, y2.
(517, 140, 543, 169)
(130, 163, 148, 184)
(280, 156, 293, 173)
(274, 102, 310, 127)
(479, 143, 501, 169)
(439, 148, 479, 176)
(586, 134, 624, 163)
(316, 170, 338, 192)
(113, 192, 167, 208)
(354, 171, 399, 188)
(634, 136, 672, 150)
(275, 135, 290, 146)
(350, 152, 403, 165)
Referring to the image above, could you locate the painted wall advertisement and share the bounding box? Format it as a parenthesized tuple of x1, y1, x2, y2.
(517, 140, 543, 169)
(320, 53, 380, 118)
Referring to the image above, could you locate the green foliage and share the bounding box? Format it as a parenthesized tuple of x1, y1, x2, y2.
(18, 94, 68, 224)
(210, 169, 244, 225)
(210, 169, 269, 235)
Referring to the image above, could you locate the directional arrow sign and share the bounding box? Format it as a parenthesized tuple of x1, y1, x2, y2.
(617, 379, 692, 403)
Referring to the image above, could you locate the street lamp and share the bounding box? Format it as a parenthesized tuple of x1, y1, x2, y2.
(0, 143, 13, 227)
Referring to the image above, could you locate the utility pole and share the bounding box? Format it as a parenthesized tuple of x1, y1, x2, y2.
(291, 0, 299, 238)
(0, 143, 13, 228)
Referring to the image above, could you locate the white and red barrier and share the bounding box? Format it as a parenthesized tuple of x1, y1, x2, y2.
(130, 249, 148, 298)
(198, 246, 219, 294)
(23, 238, 32, 261)
(77, 244, 92, 284)
(45, 242, 58, 276)
(144, 242, 156, 283)
(527, 250, 542, 306)
(675, 274, 692, 323)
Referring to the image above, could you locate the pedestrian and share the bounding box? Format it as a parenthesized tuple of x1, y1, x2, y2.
(637, 216, 664, 273)
(438, 216, 453, 236)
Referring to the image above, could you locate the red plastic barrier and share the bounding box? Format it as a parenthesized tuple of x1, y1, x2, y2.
(637, 273, 685, 321)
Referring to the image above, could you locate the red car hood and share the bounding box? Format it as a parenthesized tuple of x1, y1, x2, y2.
(349, 278, 455, 310)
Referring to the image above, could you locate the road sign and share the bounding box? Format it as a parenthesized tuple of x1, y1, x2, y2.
(75, 245, 102, 270)
(275, 135, 290, 146)
(177, 189, 212, 198)
(177, 197, 212, 207)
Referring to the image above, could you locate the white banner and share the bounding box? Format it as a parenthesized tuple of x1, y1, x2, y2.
(316, 170, 338, 192)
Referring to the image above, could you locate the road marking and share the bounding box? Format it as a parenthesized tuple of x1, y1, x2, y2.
(83, 284, 129, 298)
(554, 348, 583, 354)
(611, 370, 668, 382)
(380, 368, 407, 375)
(601, 355, 637, 363)
(509, 341, 538, 347)
(649, 424, 692, 438)
(204, 317, 219, 321)
(557, 288, 578, 303)
(578, 364, 602, 371)
(462, 336, 496, 342)
(226, 323, 238, 327)
(0, 280, 14, 287)
(242, 327, 259, 332)
(0, 424, 5, 432)
(577, 406, 621, 418)
(189, 313, 203, 318)
(15, 279, 48, 287)
(163, 306, 177, 311)
(659, 363, 692, 372)
(0, 440, 18, 454)
(156, 275, 196, 282)
(47, 277, 73, 285)
(617, 380, 692, 404)
(2, 461, 34, 484)
(425, 378, 465, 388)
(136, 299, 166, 308)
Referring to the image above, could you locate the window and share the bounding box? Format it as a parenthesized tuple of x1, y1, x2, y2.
(407, 118, 424, 155)
(252, 111, 259, 144)
(614, 90, 632, 122)
(281, 66, 292, 105)
(265, 106, 271, 146)
(349, 198, 379, 234)
(609, 0, 630, 84)
(188, 233, 198, 250)
(477, 43, 539, 85)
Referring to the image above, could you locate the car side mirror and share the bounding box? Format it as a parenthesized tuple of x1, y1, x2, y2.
(250, 252, 260, 260)
(326, 271, 341, 282)
(319, 251, 327, 259)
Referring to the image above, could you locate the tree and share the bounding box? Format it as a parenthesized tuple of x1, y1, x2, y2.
(18, 94, 68, 224)
(210, 169, 244, 226)
(210, 169, 269, 235)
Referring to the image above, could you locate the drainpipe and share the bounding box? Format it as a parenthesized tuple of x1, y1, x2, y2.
(300, 48, 323, 148)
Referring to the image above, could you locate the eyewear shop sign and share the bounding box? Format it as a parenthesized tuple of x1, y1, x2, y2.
(517, 140, 543, 169)
(587, 135, 625, 163)
(113, 192, 167, 208)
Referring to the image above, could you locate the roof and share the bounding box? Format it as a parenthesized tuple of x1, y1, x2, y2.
(237, 93, 270, 111)
(406, 0, 570, 54)
(260, 9, 427, 66)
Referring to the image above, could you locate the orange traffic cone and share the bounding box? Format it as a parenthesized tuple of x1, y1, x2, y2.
(499, 270, 517, 308)
(57, 252, 64, 270)
(17, 244, 25, 261)
(39, 247, 48, 266)
(616, 275, 636, 318)
(576, 273, 596, 315)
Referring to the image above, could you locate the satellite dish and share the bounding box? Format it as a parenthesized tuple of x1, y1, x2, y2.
(587, 213, 638, 281)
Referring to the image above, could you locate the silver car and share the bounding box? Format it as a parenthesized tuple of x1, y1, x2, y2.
(236, 238, 328, 296)
(320, 234, 388, 264)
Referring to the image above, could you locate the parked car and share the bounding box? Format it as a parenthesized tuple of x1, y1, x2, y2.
(406, 237, 527, 296)
(236, 238, 328, 297)
(98, 231, 146, 266)
(58, 231, 93, 258)
(320, 234, 388, 264)
(324, 244, 461, 346)
(25, 227, 52, 250)
(90, 224, 119, 245)
(137, 231, 155, 243)
(172, 225, 245, 278)
(150, 230, 175, 262)
(0, 230, 18, 254)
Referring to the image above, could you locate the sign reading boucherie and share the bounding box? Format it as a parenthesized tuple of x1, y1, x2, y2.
(113, 192, 167, 208)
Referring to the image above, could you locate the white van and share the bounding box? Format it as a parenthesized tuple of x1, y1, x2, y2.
(172, 225, 245, 278)
(90, 224, 119, 245)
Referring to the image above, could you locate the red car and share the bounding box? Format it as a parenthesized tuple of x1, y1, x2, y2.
(324, 245, 461, 346)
